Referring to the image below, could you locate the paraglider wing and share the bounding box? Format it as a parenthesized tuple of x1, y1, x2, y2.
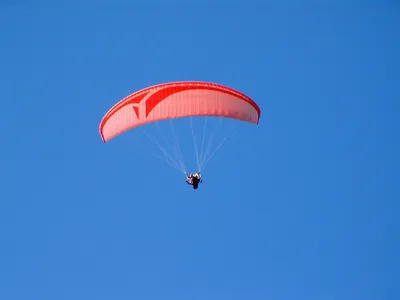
(99, 81, 261, 143)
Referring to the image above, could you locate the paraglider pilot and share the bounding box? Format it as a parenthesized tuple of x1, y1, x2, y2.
(186, 173, 202, 189)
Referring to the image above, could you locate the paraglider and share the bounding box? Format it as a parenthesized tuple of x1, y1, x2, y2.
(186, 172, 202, 189)
(99, 81, 261, 189)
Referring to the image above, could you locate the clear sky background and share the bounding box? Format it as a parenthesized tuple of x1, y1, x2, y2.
(1, 1, 399, 299)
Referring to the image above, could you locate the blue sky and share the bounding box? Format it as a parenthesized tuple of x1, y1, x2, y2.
(1, 1, 399, 299)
